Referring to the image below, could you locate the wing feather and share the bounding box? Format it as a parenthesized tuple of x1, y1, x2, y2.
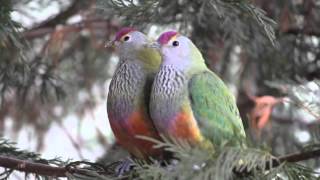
(188, 71, 246, 146)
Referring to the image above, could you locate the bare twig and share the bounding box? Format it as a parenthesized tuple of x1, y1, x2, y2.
(32, 0, 90, 30)
(0, 156, 110, 178)
(283, 27, 320, 37)
(0, 155, 66, 177)
(282, 98, 320, 121)
(278, 148, 320, 164)
(56, 121, 85, 159)
(23, 19, 119, 39)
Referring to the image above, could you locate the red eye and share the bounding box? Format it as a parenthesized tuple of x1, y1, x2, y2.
(172, 40, 179, 47)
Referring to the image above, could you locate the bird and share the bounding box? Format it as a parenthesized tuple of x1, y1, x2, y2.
(149, 31, 246, 150)
(107, 27, 165, 164)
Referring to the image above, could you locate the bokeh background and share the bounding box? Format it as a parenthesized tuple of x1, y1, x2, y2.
(1, 0, 320, 178)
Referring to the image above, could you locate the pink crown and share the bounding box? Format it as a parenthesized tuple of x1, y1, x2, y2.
(157, 31, 178, 45)
(115, 27, 136, 41)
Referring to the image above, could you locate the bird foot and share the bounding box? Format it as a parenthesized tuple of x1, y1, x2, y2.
(115, 157, 135, 176)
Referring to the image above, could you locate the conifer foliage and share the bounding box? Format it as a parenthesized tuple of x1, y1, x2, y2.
(0, 0, 320, 179)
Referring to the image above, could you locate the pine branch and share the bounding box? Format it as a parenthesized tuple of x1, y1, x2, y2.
(0, 139, 114, 179)
(104, 0, 277, 45)
(0, 155, 66, 177)
(236, 147, 320, 176)
(0, 139, 320, 179)
(0, 155, 115, 179)
(278, 148, 320, 165)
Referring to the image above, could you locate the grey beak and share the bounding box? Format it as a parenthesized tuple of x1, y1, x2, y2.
(147, 42, 161, 50)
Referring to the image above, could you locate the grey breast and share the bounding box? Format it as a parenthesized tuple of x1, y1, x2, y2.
(108, 60, 145, 121)
(150, 65, 187, 129)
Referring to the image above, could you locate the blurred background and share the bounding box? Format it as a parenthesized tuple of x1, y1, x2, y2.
(1, 0, 320, 177)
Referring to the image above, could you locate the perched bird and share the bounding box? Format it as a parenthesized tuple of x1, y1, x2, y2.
(107, 28, 164, 161)
(149, 31, 246, 149)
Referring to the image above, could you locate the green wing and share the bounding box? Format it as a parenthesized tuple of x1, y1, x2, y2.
(189, 71, 246, 146)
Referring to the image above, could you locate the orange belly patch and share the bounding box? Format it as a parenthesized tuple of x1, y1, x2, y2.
(109, 110, 163, 160)
(169, 109, 203, 144)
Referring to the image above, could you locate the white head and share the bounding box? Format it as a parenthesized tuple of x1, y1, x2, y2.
(155, 31, 204, 71)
